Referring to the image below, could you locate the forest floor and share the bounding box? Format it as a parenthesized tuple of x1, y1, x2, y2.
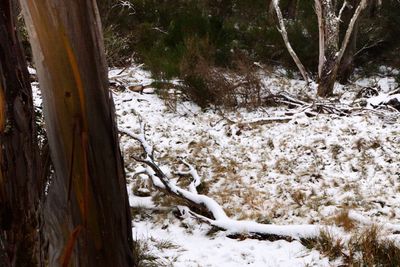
(112, 66, 400, 266)
(34, 65, 400, 266)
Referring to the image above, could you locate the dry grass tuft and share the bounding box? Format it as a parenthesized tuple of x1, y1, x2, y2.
(132, 239, 171, 267)
(291, 190, 306, 206)
(304, 225, 400, 266)
(333, 209, 356, 232)
(302, 230, 344, 261)
(274, 157, 294, 175)
(345, 225, 400, 266)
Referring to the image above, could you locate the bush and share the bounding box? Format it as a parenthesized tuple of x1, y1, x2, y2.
(179, 38, 264, 109)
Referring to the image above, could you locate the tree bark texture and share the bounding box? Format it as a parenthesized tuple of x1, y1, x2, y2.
(315, 0, 340, 97)
(0, 1, 40, 266)
(18, 0, 134, 266)
(316, 0, 367, 97)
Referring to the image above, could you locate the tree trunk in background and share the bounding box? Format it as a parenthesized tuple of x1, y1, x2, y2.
(19, 0, 134, 266)
(0, 1, 40, 266)
(285, 0, 299, 20)
(338, 0, 360, 83)
(315, 0, 367, 97)
(315, 0, 340, 97)
(273, 0, 310, 83)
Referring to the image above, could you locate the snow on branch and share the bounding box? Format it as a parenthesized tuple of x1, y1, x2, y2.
(121, 124, 344, 241)
(178, 159, 202, 194)
(121, 127, 228, 220)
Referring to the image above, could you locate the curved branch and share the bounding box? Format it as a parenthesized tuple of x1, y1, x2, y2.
(337, 0, 368, 64)
(273, 0, 310, 84)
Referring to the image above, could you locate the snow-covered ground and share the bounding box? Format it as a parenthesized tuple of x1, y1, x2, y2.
(106, 66, 400, 266)
(31, 65, 399, 266)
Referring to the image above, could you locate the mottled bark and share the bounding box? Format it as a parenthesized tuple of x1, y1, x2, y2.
(315, 0, 340, 96)
(0, 1, 40, 266)
(316, 0, 367, 97)
(318, 56, 340, 97)
(18, 0, 134, 266)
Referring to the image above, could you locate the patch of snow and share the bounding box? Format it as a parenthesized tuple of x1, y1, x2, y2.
(112, 64, 400, 265)
(133, 220, 330, 267)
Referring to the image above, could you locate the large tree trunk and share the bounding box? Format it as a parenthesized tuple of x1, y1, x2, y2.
(318, 56, 340, 97)
(315, 0, 340, 97)
(0, 1, 40, 266)
(18, 0, 134, 266)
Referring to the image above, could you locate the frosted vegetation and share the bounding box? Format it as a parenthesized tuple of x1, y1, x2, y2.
(104, 65, 400, 266)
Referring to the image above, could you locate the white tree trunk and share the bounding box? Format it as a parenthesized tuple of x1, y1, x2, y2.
(273, 0, 309, 84)
(336, 0, 368, 64)
(315, 0, 325, 77)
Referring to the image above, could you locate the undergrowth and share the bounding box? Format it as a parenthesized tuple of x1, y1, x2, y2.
(303, 225, 400, 266)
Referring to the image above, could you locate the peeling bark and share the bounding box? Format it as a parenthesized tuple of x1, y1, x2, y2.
(0, 1, 40, 266)
(18, 0, 134, 266)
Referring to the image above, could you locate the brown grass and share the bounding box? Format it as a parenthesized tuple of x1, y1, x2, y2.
(345, 225, 400, 266)
(291, 190, 306, 206)
(302, 230, 344, 260)
(333, 210, 356, 232)
(304, 225, 400, 266)
(132, 239, 171, 267)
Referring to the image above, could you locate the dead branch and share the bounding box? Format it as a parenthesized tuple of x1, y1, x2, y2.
(337, 1, 348, 22)
(121, 124, 338, 241)
(121, 117, 400, 242)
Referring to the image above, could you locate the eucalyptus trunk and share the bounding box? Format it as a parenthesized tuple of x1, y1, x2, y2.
(315, 0, 340, 97)
(18, 0, 134, 266)
(0, 1, 40, 266)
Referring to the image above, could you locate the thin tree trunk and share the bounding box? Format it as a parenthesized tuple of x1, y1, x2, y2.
(19, 0, 134, 266)
(0, 1, 40, 266)
(315, 0, 325, 77)
(338, 0, 360, 83)
(315, 0, 340, 97)
(273, 0, 309, 83)
(285, 0, 299, 20)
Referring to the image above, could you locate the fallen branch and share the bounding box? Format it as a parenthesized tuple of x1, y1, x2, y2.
(121, 124, 341, 241)
(121, 119, 400, 244)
